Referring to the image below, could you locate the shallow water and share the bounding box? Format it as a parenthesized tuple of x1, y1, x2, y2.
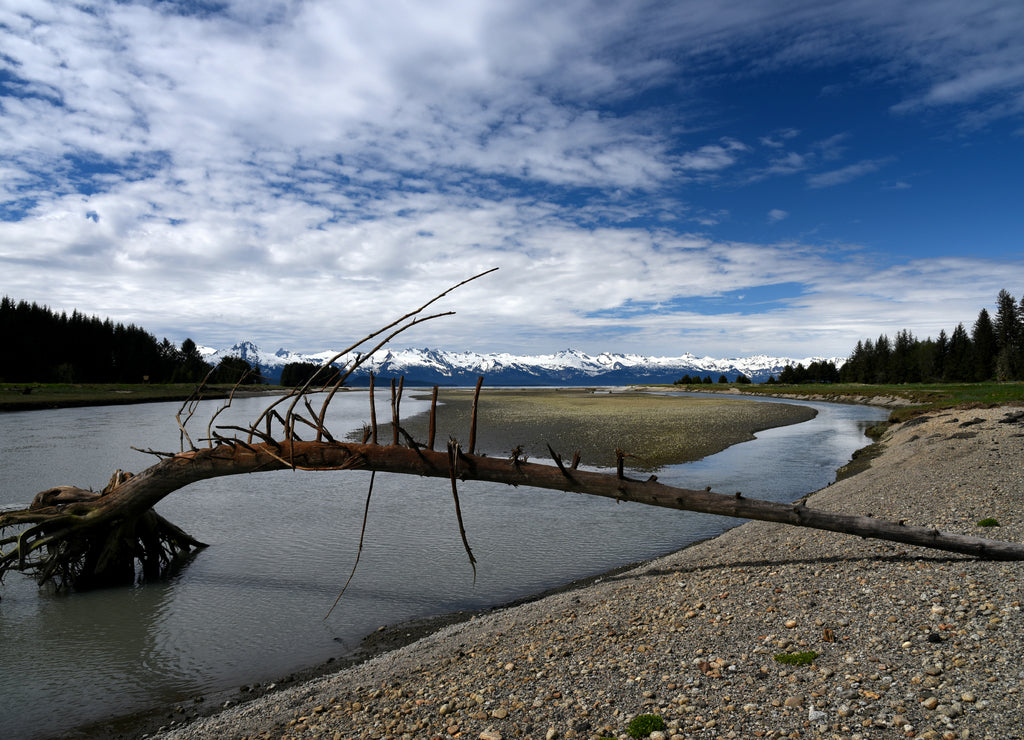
(0, 391, 886, 740)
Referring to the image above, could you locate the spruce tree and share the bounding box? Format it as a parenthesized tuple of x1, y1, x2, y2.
(873, 334, 892, 383)
(892, 329, 918, 383)
(971, 308, 997, 381)
(946, 323, 973, 382)
(994, 290, 1020, 380)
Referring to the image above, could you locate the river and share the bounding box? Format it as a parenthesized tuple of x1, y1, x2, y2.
(0, 391, 887, 740)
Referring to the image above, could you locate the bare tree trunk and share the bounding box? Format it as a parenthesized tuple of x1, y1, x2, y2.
(3, 270, 1023, 594)
(4, 437, 1023, 593)
(137, 442, 1024, 560)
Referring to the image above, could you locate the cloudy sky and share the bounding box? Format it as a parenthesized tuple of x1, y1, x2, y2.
(2, 0, 1023, 358)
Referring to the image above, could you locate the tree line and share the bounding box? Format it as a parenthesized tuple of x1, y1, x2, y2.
(675, 373, 751, 385)
(837, 289, 1024, 384)
(769, 289, 1024, 385)
(0, 297, 259, 384)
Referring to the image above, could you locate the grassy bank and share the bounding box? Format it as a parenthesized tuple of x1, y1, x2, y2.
(382, 387, 816, 471)
(0, 382, 283, 411)
(665, 380, 1024, 422)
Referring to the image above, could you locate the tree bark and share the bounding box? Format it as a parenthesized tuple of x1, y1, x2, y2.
(4, 268, 1024, 592)
(4, 438, 1022, 593)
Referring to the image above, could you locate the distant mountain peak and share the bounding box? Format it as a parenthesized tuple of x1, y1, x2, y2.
(203, 343, 843, 385)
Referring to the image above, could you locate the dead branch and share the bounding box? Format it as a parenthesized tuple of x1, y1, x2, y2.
(5, 436, 1023, 594)
(4, 265, 1024, 599)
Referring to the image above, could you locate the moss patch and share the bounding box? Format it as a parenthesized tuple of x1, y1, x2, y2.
(773, 651, 818, 666)
(627, 713, 667, 738)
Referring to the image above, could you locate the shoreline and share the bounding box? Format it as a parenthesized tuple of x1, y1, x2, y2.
(0, 387, 286, 413)
(60, 392, 819, 740)
(145, 406, 1024, 740)
(647, 385, 916, 410)
(71, 554, 703, 740)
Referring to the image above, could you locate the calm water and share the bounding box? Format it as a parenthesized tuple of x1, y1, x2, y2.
(0, 391, 887, 740)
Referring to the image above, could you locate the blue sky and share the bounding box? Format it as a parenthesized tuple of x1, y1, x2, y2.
(2, 0, 1023, 359)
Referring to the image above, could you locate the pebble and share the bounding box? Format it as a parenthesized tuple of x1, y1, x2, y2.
(154, 409, 1024, 740)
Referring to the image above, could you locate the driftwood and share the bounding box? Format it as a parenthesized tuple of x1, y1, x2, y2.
(3, 270, 1024, 593)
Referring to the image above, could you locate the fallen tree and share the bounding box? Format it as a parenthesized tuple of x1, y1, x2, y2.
(4, 271, 1024, 594)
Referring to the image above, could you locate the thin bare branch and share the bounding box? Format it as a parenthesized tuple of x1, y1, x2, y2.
(205, 365, 253, 448)
(175, 365, 219, 451)
(311, 268, 498, 433)
(324, 471, 376, 620)
(547, 444, 574, 481)
(447, 439, 478, 583)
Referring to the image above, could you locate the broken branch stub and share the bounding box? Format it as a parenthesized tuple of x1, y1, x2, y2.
(3, 266, 1024, 595)
(0, 270, 500, 591)
(5, 432, 1024, 593)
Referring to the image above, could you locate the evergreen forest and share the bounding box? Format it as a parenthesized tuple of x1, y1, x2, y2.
(837, 289, 1024, 384)
(773, 289, 1024, 385)
(6, 289, 1024, 387)
(0, 297, 258, 384)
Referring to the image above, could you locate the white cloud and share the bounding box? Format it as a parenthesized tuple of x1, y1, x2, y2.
(768, 209, 789, 222)
(2, 0, 1023, 360)
(759, 128, 800, 148)
(679, 139, 749, 172)
(807, 158, 890, 189)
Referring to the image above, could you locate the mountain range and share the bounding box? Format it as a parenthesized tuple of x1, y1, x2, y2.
(200, 341, 844, 385)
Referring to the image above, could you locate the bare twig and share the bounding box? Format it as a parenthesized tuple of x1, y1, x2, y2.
(547, 444, 574, 481)
(324, 471, 376, 620)
(447, 439, 477, 583)
(390, 378, 402, 446)
(205, 365, 253, 448)
(310, 268, 499, 434)
(175, 365, 219, 451)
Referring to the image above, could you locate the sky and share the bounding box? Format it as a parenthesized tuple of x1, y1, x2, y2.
(2, 0, 1024, 359)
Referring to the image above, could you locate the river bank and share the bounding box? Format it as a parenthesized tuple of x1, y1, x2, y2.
(142, 405, 1024, 740)
(8, 389, 832, 740)
(0, 383, 284, 412)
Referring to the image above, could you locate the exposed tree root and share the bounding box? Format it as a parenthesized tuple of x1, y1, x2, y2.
(5, 435, 1024, 593)
(3, 268, 1023, 596)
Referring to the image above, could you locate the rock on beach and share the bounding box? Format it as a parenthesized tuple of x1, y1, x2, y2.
(157, 407, 1024, 740)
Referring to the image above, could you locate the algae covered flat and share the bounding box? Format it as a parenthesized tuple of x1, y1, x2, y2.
(397, 387, 817, 470)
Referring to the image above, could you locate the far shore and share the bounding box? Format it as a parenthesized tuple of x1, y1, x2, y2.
(0, 383, 285, 412)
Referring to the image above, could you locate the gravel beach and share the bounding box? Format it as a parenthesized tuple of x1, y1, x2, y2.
(152, 405, 1024, 740)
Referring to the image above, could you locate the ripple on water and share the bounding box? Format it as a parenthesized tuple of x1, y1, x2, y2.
(0, 394, 886, 739)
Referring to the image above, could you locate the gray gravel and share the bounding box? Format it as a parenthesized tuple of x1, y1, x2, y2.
(156, 407, 1024, 740)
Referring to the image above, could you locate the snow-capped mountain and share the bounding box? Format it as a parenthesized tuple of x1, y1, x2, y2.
(200, 341, 844, 385)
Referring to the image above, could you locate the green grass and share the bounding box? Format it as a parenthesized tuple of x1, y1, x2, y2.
(773, 651, 818, 666)
(0, 382, 286, 411)
(663, 381, 1024, 422)
(977, 518, 1001, 527)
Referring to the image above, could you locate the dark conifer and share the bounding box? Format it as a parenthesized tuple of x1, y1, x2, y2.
(971, 308, 997, 381)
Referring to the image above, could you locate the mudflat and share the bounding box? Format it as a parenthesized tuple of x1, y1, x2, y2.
(388, 388, 817, 470)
